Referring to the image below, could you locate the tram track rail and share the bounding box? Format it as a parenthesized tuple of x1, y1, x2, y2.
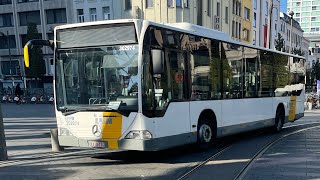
(177, 123, 320, 180)
(177, 144, 233, 180)
(234, 124, 320, 180)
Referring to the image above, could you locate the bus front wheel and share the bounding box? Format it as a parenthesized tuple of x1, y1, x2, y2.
(272, 107, 284, 132)
(197, 115, 216, 148)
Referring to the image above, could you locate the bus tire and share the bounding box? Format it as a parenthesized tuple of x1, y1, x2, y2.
(197, 113, 216, 148)
(272, 106, 284, 133)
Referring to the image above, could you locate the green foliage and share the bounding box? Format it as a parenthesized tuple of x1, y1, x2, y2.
(275, 33, 285, 52)
(292, 47, 305, 56)
(25, 23, 45, 79)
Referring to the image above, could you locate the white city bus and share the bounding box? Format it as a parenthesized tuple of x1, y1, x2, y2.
(24, 19, 305, 151)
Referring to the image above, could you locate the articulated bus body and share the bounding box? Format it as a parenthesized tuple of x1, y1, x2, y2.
(50, 19, 305, 151)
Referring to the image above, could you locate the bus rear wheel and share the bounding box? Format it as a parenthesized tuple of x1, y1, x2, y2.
(197, 116, 215, 148)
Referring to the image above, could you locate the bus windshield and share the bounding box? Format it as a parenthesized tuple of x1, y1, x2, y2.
(55, 45, 139, 113)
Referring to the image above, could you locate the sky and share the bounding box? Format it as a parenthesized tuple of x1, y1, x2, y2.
(280, 0, 287, 13)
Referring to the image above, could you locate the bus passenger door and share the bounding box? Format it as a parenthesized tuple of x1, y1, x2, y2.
(155, 49, 191, 138)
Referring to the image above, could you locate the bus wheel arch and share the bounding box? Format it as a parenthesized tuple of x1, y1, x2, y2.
(272, 104, 285, 132)
(197, 109, 217, 147)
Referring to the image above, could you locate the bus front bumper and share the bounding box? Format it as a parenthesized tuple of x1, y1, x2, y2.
(58, 132, 195, 151)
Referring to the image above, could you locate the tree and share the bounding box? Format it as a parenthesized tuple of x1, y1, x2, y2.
(275, 33, 285, 52)
(292, 47, 305, 56)
(25, 23, 46, 86)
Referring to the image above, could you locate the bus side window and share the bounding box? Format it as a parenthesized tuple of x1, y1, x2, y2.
(221, 42, 244, 99)
(244, 47, 259, 98)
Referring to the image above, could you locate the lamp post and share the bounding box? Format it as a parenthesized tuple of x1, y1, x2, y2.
(289, 11, 294, 54)
(0, 33, 7, 161)
(0, 31, 14, 88)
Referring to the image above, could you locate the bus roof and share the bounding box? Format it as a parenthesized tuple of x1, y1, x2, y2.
(55, 19, 305, 60)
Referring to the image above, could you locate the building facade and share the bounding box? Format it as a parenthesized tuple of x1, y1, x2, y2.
(287, 0, 320, 33)
(0, 0, 73, 88)
(253, 0, 280, 49)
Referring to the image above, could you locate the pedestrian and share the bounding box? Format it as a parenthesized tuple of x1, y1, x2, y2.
(15, 83, 23, 105)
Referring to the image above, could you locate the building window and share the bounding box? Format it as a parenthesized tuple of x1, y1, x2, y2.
(184, 0, 189, 8)
(0, 0, 12, 5)
(19, 11, 41, 26)
(238, 2, 241, 16)
(21, 34, 41, 47)
(217, 2, 220, 17)
(312, 17, 316, 21)
(233, 0, 236, 14)
(296, 2, 301, 6)
(312, 6, 317, 10)
(253, 0, 257, 9)
(0, 13, 13, 27)
(296, 13, 300, 17)
(47, 33, 54, 40)
(1, 60, 19, 76)
(125, 0, 132, 10)
(253, 30, 256, 45)
(17, 0, 38, 3)
(77, 9, 84, 23)
(225, 6, 228, 24)
(244, 7, 250, 20)
(232, 20, 235, 37)
(0, 35, 16, 49)
(243, 29, 249, 41)
(253, 12, 256, 27)
(176, 0, 182, 7)
(90, 8, 97, 21)
(167, 0, 173, 7)
(146, 0, 153, 8)
(265, 1, 268, 15)
(46, 9, 67, 24)
(102, 7, 111, 20)
(207, 0, 211, 16)
(238, 22, 241, 39)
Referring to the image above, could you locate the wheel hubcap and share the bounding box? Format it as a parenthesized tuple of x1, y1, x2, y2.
(199, 124, 212, 143)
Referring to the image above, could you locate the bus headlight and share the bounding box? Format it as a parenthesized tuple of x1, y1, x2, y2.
(125, 130, 152, 140)
(59, 128, 72, 136)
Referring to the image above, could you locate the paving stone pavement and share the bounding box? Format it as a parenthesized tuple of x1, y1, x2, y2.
(244, 126, 320, 180)
(2, 104, 320, 180)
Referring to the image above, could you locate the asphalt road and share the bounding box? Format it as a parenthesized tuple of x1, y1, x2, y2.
(0, 104, 319, 180)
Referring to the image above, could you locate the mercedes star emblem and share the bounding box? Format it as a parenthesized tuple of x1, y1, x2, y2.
(92, 125, 102, 137)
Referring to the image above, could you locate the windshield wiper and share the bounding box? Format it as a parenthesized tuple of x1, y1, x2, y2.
(62, 106, 114, 116)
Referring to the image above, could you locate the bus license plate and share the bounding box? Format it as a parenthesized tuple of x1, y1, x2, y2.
(89, 141, 106, 148)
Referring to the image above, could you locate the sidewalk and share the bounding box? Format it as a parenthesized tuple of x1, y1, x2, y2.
(244, 123, 320, 179)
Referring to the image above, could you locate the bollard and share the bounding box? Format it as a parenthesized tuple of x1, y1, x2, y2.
(50, 128, 64, 152)
(0, 103, 8, 160)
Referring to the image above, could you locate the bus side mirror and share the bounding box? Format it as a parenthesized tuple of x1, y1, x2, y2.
(151, 49, 164, 75)
(24, 40, 54, 68)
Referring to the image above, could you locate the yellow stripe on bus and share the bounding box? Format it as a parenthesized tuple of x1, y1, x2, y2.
(101, 112, 122, 149)
(288, 96, 297, 122)
(107, 139, 119, 149)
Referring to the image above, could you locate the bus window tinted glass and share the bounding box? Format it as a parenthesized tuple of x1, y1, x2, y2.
(244, 47, 259, 98)
(273, 53, 290, 96)
(259, 50, 273, 97)
(222, 43, 243, 99)
(190, 37, 221, 100)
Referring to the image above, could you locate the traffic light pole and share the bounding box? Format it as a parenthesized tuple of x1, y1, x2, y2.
(0, 103, 8, 160)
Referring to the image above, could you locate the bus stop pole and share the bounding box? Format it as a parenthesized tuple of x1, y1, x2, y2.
(0, 103, 8, 160)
